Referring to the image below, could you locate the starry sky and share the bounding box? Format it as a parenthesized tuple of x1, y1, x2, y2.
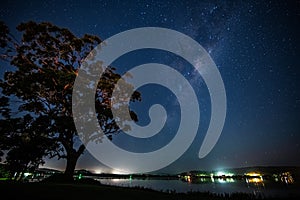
(1, 0, 300, 174)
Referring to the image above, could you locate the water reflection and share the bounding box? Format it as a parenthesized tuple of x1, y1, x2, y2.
(96, 175, 299, 199)
(179, 170, 295, 186)
(280, 172, 294, 184)
(82, 170, 300, 199)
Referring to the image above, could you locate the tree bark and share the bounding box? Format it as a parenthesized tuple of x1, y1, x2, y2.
(63, 144, 85, 181)
(64, 155, 77, 181)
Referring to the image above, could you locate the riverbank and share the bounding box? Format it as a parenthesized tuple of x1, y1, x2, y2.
(0, 179, 297, 200)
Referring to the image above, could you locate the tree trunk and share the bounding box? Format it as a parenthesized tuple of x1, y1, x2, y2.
(63, 144, 85, 181)
(64, 154, 77, 181)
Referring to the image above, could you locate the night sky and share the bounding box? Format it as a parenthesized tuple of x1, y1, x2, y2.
(1, 0, 300, 174)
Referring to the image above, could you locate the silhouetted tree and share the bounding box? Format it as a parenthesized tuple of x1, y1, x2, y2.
(0, 21, 141, 180)
(2, 114, 56, 181)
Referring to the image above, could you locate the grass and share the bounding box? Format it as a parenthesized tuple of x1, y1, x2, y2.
(0, 180, 172, 200)
(0, 179, 297, 200)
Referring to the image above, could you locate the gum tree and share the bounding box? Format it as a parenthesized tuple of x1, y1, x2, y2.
(0, 21, 140, 180)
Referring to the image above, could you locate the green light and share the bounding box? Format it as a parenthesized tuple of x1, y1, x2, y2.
(78, 173, 82, 180)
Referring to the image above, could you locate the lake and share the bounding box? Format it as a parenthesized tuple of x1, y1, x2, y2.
(91, 176, 300, 199)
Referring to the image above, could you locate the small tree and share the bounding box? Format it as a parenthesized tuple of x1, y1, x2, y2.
(0, 21, 141, 180)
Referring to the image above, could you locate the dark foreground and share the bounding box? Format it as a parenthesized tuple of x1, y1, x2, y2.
(0, 180, 297, 200)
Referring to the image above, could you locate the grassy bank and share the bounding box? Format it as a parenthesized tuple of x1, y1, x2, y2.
(0, 180, 296, 200)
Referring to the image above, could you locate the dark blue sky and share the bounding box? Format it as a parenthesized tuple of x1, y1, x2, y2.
(1, 0, 300, 174)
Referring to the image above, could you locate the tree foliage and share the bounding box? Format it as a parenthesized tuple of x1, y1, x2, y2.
(0, 21, 141, 180)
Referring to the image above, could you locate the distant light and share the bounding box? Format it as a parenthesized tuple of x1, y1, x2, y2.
(78, 174, 82, 180)
(111, 169, 128, 174)
(186, 175, 191, 183)
(24, 172, 31, 177)
(216, 171, 225, 176)
(215, 171, 233, 177)
(245, 172, 261, 177)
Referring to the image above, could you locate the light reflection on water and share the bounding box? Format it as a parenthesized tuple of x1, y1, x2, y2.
(93, 177, 300, 199)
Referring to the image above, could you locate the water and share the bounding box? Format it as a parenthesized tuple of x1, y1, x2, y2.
(91, 177, 300, 199)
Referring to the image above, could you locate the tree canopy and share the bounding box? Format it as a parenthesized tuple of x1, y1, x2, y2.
(0, 21, 141, 180)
